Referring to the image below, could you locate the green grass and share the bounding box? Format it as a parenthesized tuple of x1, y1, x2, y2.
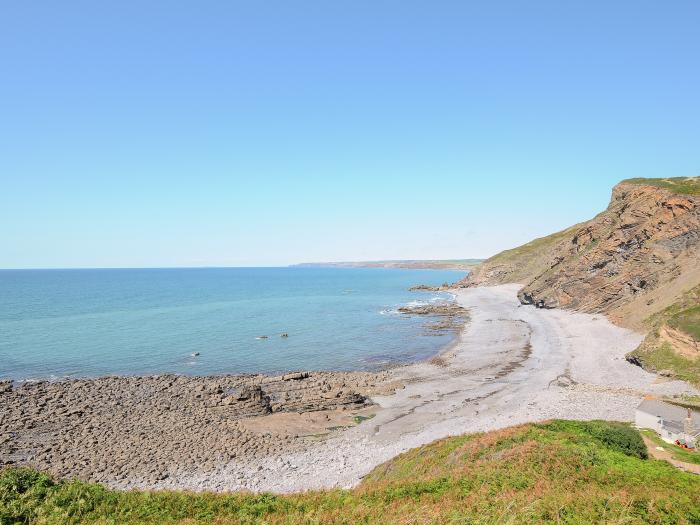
(484, 225, 579, 266)
(628, 284, 700, 385)
(668, 306, 700, 342)
(673, 394, 700, 408)
(620, 177, 700, 196)
(640, 429, 700, 465)
(471, 224, 582, 285)
(3, 420, 700, 524)
(630, 342, 700, 385)
(646, 285, 700, 329)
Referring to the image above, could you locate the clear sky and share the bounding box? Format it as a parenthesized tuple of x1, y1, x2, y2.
(2, 1, 698, 268)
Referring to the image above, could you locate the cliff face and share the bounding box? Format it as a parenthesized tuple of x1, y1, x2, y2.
(461, 177, 700, 383)
(461, 178, 700, 328)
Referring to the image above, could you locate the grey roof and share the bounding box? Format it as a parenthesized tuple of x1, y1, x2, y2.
(637, 399, 700, 436)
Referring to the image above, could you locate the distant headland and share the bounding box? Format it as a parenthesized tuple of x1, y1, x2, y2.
(292, 259, 483, 271)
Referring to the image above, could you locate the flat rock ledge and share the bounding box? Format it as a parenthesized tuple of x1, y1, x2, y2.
(408, 284, 451, 292)
(0, 371, 399, 487)
(398, 302, 469, 334)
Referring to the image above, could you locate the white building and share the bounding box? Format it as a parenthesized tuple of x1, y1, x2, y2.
(635, 399, 700, 447)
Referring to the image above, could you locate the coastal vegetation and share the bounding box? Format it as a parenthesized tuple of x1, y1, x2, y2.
(629, 284, 700, 386)
(3, 420, 700, 525)
(620, 177, 700, 196)
(668, 305, 700, 342)
(464, 224, 581, 286)
(464, 177, 700, 384)
(632, 342, 700, 385)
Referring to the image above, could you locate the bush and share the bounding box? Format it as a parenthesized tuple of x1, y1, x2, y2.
(0, 468, 56, 524)
(539, 420, 648, 459)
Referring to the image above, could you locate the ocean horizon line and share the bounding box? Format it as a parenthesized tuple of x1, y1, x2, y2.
(0, 263, 476, 272)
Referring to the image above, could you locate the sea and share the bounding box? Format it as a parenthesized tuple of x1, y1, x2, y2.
(0, 267, 466, 381)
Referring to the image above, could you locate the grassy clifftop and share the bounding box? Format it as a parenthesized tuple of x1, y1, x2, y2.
(621, 177, 700, 196)
(3, 420, 700, 524)
(463, 177, 700, 294)
(459, 224, 581, 287)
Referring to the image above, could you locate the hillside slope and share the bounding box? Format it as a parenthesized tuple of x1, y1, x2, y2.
(3, 421, 700, 524)
(461, 177, 700, 326)
(628, 283, 700, 383)
(460, 177, 700, 382)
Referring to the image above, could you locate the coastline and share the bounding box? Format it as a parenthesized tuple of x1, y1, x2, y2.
(200, 283, 697, 494)
(0, 266, 466, 382)
(3, 284, 698, 493)
(293, 260, 482, 271)
(0, 292, 467, 488)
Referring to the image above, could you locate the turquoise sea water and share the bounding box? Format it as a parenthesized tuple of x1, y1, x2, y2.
(0, 267, 465, 381)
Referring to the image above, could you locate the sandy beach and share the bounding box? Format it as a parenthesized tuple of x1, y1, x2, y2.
(3, 284, 698, 493)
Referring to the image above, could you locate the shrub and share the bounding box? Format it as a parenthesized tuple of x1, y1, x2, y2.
(0, 468, 55, 524)
(539, 420, 648, 459)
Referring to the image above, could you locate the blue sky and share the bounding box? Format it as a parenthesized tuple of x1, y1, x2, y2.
(2, 1, 698, 268)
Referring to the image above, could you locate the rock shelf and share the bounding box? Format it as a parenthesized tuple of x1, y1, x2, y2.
(0, 370, 398, 485)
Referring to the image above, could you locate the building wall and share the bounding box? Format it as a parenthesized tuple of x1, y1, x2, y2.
(635, 410, 662, 432)
(659, 428, 682, 444)
(636, 406, 699, 447)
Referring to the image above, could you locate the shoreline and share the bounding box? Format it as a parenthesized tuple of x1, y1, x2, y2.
(209, 283, 697, 494)
(0, 369, 401, 486)
(0, 296, 468, 488)
(2, 285, 465, 386)
(3, 284, 698, 493)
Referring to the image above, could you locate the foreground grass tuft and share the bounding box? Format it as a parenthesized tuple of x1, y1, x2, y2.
(538, 420, 648, 459)
(2, 420, 700, 524)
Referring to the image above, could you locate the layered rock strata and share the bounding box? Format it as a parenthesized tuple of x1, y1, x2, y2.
(461, 179, 700, 328)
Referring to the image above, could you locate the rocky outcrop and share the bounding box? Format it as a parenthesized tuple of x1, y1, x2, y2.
(397, 303, 466, 316)
(461, 178, 700, 328)
(398, 302, 469, 334)
(408, 284, 450, 292)
(260, 372, 378, 413)
(0, 371, 398, 486)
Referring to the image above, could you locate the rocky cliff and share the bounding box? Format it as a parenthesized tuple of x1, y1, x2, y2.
(460, 177, 700, 383)
(461, 177, 700, 328)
